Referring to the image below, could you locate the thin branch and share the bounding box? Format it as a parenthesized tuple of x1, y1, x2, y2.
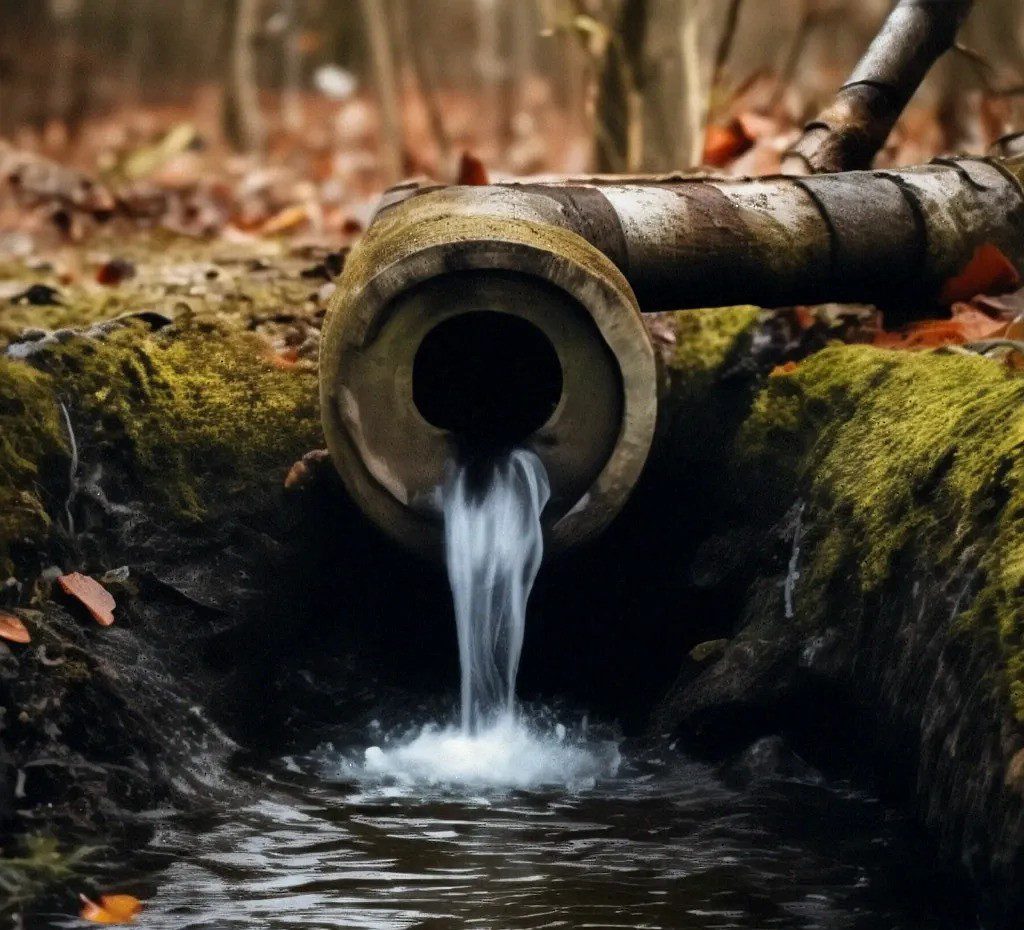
(953, 41, 1024, 97)
(58, 400, 78, 538)
(783, 0, 974, 174)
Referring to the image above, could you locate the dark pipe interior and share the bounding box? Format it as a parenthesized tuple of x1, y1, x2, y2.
(413, 311, 563, 456)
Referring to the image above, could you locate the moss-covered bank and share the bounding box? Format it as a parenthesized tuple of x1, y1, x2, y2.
(0, 241, 332, 915)
(0, 238, 327, 578)
(658, 335, 1024, 927)
(743, 346, 1024, 719)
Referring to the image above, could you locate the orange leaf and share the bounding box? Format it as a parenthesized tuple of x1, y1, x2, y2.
(58, 573, 116, 627)
(0, 610, 30, 644)
(457, 151, 489, 186)
(702, 120, 753, 168)
(259, 204, 310, 236)
(770, 361, 799, 376)
(79, 894, 143, 924)
(951, 305, 1008, 341)
(939, 243, 1021, 306)
(874, 306, 1005, 350)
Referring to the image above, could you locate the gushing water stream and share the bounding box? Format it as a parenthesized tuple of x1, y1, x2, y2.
(442, 449, 549, 733)
(362, 450, 618, 790)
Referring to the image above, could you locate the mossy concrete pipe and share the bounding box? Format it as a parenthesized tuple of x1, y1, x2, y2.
(320, 155, 1024, 556)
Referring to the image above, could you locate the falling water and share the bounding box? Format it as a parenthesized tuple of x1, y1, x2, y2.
(354, 449, 619, 789)
(442, 449, 549, 733)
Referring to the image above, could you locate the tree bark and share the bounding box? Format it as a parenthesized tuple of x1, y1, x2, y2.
(359, 0, 403, 185)
(223, 0, 264, 153)
(594, 0, 649, 173)
(783, 0, 974, 174)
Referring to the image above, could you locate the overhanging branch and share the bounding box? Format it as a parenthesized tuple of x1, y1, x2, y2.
(783, 0, 974, 174)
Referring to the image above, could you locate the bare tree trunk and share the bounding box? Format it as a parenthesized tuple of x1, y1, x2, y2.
(784, 0, 973, 174)
(281, 0, 302, 133)
(403, 0, 452, 166)
(223, 0, 264, 153)
(679, 0, 706, 168)
(595, 0, 649, 173)
(475, 0, 503, 149)
(359, 0, 403, 184)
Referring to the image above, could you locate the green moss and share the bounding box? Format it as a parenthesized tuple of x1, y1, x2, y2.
(738, 345, 1024, 719)
(667, 305, 761, 377)
(0, 836, 94, 913)
(0, 358, 68, 576)
(43, 317, 321, 520)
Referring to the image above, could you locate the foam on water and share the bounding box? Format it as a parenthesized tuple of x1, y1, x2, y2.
(355, 450, 618, 791)
(362, 714, 620, 791)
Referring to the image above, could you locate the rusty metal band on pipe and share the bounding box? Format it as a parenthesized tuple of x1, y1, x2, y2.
(383, 155, 1024, 312)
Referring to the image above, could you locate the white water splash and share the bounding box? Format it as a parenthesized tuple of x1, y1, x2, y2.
(363, 716, 619, 791)
(357, 450, 618, 791)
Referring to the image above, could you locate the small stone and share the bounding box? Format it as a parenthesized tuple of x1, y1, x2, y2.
(11, 283, 62, 306)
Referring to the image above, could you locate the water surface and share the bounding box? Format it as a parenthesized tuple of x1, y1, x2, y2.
(62, 734, 974, 930)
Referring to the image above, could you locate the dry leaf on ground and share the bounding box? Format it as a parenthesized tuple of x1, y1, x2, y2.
(0, 610, 31, 644)
(58, 572, 116, 626)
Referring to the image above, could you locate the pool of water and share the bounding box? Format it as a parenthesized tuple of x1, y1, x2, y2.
(43, 724, 979, 930)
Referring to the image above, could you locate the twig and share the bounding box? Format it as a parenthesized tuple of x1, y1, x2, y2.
(58, 400, 78, 537)
(953, 41, 1024, 97)
(784, 501, 805, 620)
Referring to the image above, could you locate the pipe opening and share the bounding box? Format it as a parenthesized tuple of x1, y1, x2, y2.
(413, 311, 563, 455)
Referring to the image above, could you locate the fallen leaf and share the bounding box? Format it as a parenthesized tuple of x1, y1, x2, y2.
(457, 151, 489, 186)
(0, 610, 30, 644)
(702, 120, 754, 167)
(874, 306, 1006, 350)
(11, 283, 63, 306)
(119, 122, 197, 180)
(57, 573, 116, 627)
(79, 893, 143, 924)
(95, 258, 136, 286)
(939, 243, 1021, 306)
(259, 204, 310, 236)
(284, 448, 331, 491)
(770, 361, 799, 376)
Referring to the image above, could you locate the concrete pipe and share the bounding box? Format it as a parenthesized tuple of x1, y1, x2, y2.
(319, 187, 659, 557)
(321, 156, 1024, 556)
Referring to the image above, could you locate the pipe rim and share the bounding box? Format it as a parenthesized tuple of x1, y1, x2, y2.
(320, 221, 657, 557)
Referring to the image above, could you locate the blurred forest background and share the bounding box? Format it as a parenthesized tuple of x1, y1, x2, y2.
(1, 0, 1023, 246)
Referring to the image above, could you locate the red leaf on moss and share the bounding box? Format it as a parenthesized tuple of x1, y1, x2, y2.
(0, 610, 30, 644)
(457, 151, 489, 186)
(770, 360, 799, 376)
(58, 572, 116, 627)
(939, 243, 1021, 306)
(702, 120, 754, 167)
(95, 258, 136, 286)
